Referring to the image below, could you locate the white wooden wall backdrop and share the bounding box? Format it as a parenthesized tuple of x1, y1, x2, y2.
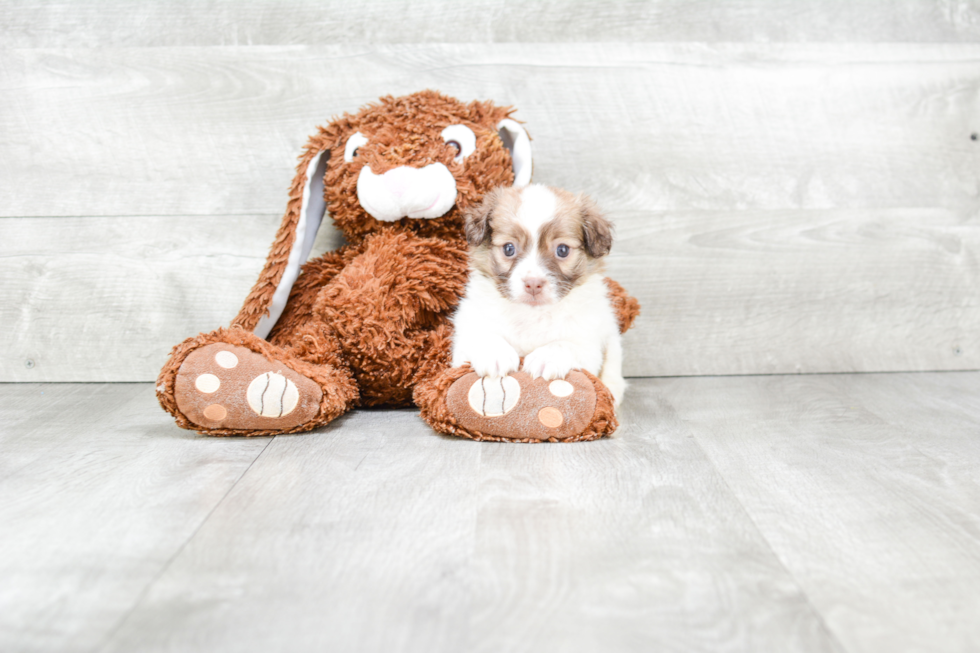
(4, 1, 980, 45)
(1, 2, 979, 382)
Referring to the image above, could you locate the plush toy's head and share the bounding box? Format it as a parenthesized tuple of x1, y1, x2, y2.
(310, 90, 532, 243)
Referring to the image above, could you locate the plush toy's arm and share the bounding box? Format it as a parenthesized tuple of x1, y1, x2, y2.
(264, 246, 357, 342)
(603, 277, 641, 334)
(314, 232, 470, 325)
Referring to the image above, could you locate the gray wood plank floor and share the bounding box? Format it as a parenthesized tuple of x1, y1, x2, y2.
(2, 373, 978, 652)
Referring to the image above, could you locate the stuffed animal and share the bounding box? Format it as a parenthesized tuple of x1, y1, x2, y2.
(156, 90, 639, 441)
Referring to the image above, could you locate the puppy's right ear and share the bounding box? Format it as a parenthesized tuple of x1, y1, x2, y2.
(463, 190, 498, 247)
(579, 194, 613, 259)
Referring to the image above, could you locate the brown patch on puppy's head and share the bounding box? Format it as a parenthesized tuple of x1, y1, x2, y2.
(537, 188, 613, 299)
(465, 185, 613, 305)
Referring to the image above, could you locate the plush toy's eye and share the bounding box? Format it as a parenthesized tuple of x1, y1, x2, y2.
(440, 124, 476, 164)
(503, 243, 516, 257)
(556, 244, 570, 258)
(344, 132, 368, 163)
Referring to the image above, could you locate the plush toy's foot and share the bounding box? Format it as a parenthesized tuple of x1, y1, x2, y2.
(415, 366, 618, 443)
(158, 327, 358, 436)
(174, 343, 323, 432)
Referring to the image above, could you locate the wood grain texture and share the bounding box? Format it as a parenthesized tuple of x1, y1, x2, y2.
(4, 0, 980, 47)
(3, 206, 976, 381)
(615, 207, 980, 376)
(656, 372, 980, 653)
(0, 214, 343, 382)
(101, 408, 487, 653)
(99, 390, 840, 653)
(0, 384, 271, 653)
(2, 44, 979, 218)
(461, 392, 841, 653)
(4, 375, 979, 651)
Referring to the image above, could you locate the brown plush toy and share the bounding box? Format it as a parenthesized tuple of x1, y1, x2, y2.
(157, 91, 639, 441)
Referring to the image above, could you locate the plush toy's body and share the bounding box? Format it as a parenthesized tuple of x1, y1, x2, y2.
(157, 91, 639, 441)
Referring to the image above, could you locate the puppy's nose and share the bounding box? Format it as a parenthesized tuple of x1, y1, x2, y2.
(523, 277, 546, 295)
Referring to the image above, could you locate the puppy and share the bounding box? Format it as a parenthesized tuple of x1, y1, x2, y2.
(451, 184, 626, 404)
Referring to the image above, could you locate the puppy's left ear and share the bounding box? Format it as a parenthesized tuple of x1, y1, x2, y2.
(579, 195, 613, 258)
(463, 188, 500, 247)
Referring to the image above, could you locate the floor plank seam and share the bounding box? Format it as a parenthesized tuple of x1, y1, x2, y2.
(625, 368, 980, 381)
(90, 435, 277, 653)
(679, 416, 851, 653)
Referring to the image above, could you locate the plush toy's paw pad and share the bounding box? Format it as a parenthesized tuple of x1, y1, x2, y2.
(246, 372, 300, 417)
(175, 344, 322, 430)
(467, 375, 522, 416)
(447, 370, 597, 441)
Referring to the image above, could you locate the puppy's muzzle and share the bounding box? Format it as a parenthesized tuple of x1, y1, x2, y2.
(357, 164, 458, 222)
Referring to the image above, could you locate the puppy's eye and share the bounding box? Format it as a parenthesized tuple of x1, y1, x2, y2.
(556, 244, 570, 258)
(440, 124, 476, 164)
(502, 243, 516, 258)
(344, 132, 368, 163)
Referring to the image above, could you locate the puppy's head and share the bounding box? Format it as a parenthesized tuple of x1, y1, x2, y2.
(464, 184, 613, 306)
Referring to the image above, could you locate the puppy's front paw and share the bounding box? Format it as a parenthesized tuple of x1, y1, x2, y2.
(522, 344, 577, 381)
(469, 340, 521, 378)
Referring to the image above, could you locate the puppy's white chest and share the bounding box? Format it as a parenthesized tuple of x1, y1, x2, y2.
(497, 277, 612, 355)
(504, 309, 565, 354)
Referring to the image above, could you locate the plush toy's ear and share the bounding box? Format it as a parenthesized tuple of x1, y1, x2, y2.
(497, 119, 532, 187)
(253, 148, 330, 338)
(234, 147, 330, 339)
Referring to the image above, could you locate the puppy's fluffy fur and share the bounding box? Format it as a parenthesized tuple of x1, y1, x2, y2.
(452, 184, 626, 404)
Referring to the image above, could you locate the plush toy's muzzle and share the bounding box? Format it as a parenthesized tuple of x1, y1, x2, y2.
(356, 163, 457, 221)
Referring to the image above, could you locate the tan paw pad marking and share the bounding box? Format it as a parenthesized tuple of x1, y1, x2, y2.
(203, 404, 227, 421)
(468, 375, 521, 417)
(538, 406, 564, 428)
(214, 350, 239, 369)
(195, 373, 220, 393)
(247, 372, 299, 418)
(548, 380, 574, 397)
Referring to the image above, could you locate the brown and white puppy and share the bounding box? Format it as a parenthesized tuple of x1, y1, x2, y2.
(451, 184, 626, 404)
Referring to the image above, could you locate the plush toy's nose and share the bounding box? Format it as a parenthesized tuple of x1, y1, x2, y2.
(381, 167, 414, 199)
(357, 164, 458, 222)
